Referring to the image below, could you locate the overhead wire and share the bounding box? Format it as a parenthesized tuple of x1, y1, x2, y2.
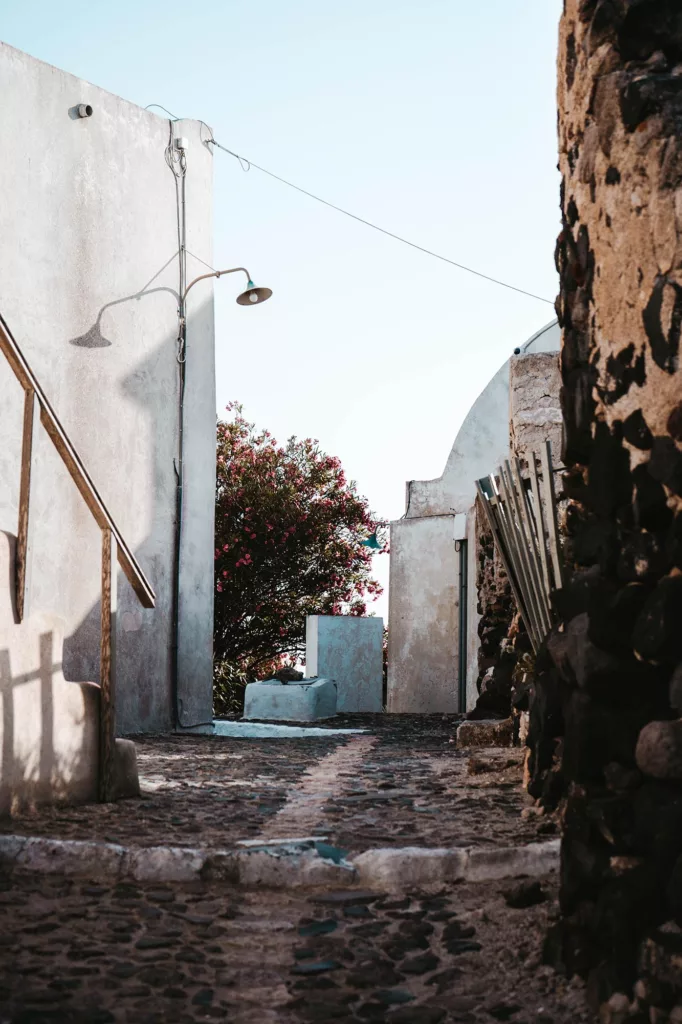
(147, 104, 554, 307)
(207, 135, 554, 306)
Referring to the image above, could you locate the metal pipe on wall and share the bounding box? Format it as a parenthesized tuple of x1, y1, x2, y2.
(456, 538, 468, 713)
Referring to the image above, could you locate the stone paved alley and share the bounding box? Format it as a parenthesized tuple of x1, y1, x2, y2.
(0, 717, 594, 1023)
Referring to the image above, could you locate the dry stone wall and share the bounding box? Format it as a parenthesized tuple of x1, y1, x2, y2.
(469, 495, 517, 720)
(546, 1, 682, 1016)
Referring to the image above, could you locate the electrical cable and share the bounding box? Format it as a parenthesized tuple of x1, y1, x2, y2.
(206, 136, 554, 306)
(146, 103, 181, 120)
(146, 102, 554, 306)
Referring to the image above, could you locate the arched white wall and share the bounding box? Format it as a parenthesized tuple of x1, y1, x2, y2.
(387, 320, 560, 714)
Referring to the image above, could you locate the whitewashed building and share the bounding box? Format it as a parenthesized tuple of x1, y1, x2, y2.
(386, 320, 561, 714)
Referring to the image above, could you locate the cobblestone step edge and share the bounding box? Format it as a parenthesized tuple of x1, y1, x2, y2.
(0, 834, 560, 889)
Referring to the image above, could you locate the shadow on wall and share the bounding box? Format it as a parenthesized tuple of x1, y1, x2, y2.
(0, 533, 98, 816)
(69, 253, 180, 349)
(61, 282, 215, 735)
(0, 253, 214, 739)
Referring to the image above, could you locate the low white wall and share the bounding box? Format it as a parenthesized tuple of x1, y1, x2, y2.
(387, 516, 459, 713)
(306, 616, 383, 713)
(0, 533, 99, 813)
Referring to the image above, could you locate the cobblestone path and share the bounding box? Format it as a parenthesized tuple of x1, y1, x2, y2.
(0, 716, 552, 853)
(0, 869, 593, 1024)
(0, 716, 592, 1021)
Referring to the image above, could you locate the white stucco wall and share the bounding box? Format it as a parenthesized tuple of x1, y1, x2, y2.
(405, 320, 561, 519)
(0, 42, 215, 733)
(387, 320, 560, 714)
(306, 615, 383, 713)
(387, 516, 460, 713)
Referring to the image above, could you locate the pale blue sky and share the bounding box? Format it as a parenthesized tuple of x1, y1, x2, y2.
(3, 1, 563, 617)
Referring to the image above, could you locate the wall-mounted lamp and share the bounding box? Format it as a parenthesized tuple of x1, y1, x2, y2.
(183, 267, 272, 306)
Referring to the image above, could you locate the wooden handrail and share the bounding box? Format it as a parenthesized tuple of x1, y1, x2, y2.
(0, 312, 156, 801)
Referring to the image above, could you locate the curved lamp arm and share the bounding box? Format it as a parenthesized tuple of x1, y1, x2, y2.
(183, 267, 251, 303)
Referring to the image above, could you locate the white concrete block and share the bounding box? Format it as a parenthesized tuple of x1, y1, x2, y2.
(306, 615, 383, 713)
(243, 677, 337, 722)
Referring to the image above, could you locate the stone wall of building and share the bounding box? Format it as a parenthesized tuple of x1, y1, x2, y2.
(546, 3, 682, 1016)
(509, 352, 563, 470)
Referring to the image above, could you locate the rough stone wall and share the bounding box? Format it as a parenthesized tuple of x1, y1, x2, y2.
(468, 495, 517, 720)
(509, 352, 563, 470)
(547, 2, 682, 1015)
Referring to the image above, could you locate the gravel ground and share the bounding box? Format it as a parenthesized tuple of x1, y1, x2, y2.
(0, 716, 553, 854)
(0, 868, 594, 1024)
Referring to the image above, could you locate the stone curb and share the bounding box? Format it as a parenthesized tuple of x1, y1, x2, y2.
(0, 834, 559, 889)
(352, 840, 560, 887)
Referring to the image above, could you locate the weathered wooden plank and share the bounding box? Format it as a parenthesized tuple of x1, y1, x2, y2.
(529, 452, 552, 605)
(99, 529, 118, 803)
(476, 479, 535, 646)
(511, 457, 552, 636)
(494, 469, 542, 651)
(488, 479, 532, 635)
(541, 441, 564, 590)
(16, 389, 39, 622)
(39, 408, 155, 609)
(0, 313, 155, 610)
(498, 463, 543, 650)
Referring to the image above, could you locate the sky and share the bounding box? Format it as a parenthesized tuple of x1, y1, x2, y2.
(3, 0, 563, 619)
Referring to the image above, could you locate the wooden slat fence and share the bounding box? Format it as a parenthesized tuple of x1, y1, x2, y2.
(475, 441, 563, 653)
